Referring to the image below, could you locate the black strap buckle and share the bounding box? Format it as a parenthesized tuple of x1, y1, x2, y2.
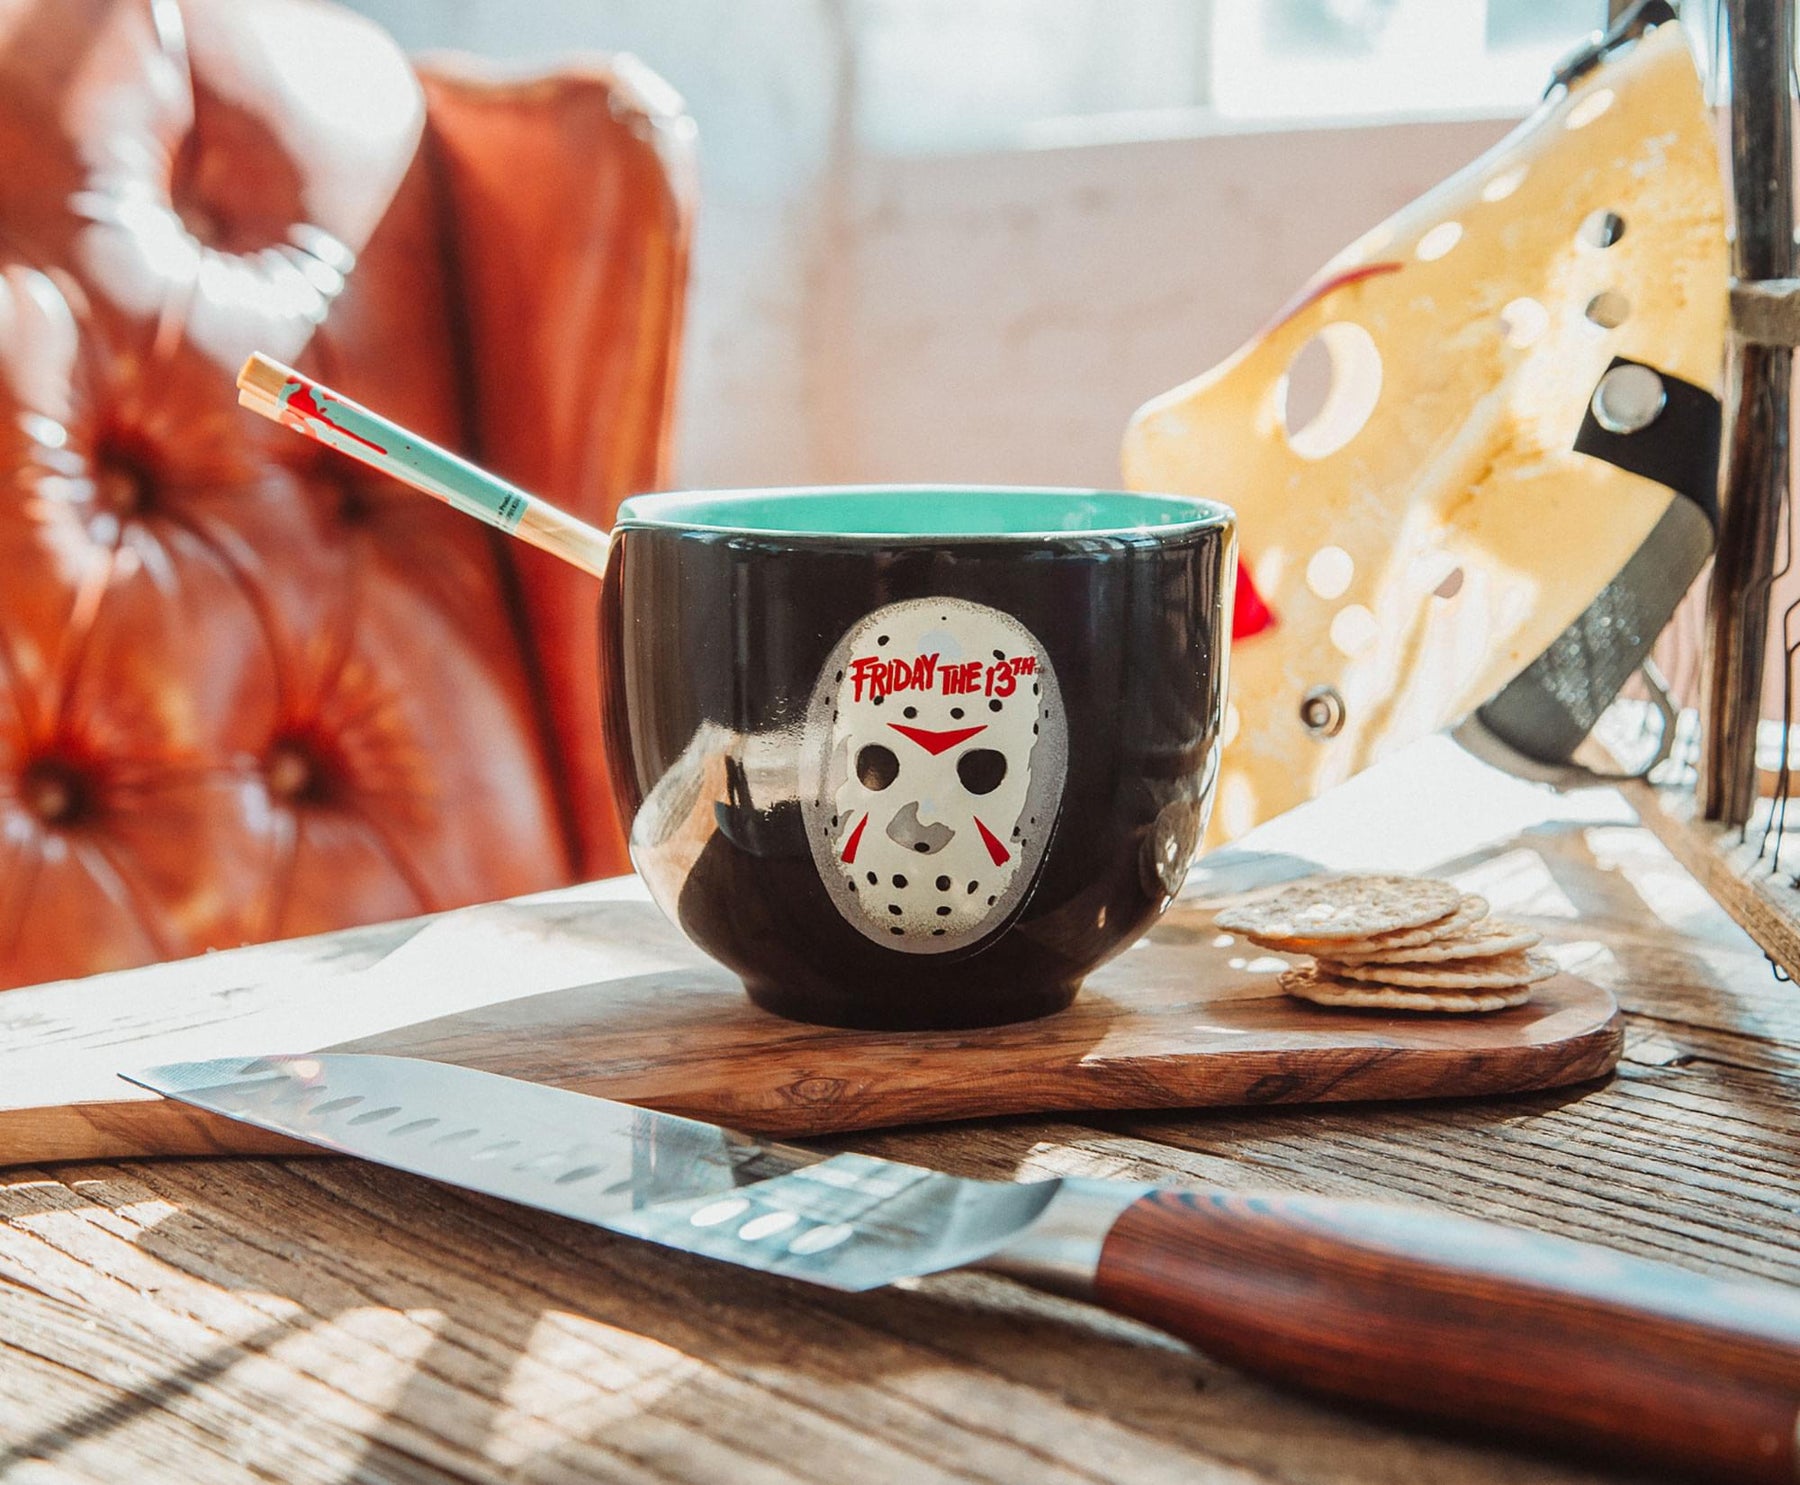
(1545, 0, 1677, 98)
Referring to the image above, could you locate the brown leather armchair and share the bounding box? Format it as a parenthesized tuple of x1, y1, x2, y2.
(0, 0, 694, 988)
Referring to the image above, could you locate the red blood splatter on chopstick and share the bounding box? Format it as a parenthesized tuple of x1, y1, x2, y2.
(1266, 260, 1402, 332)
(1234, 558, 1275, 640)
(282, 380, 388, 456)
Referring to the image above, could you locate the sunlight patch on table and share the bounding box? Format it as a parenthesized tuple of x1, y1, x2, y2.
(259, 1304, 444, 1417)
(1582, 824, 1734, 937)
(1454, 847, 1581, 919)
(486, 1310, 702, 1466)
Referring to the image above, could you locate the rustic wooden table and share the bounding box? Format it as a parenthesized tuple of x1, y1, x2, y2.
(4, 739, 1797, 1485)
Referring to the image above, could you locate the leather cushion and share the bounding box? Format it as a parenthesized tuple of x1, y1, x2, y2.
(0, 0, 573, 986)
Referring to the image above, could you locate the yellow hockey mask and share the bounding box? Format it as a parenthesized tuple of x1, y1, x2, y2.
(1122, 15, 1726, 844)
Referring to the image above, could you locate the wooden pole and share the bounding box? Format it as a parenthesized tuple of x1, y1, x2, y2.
(1702, 0, 1794, 824)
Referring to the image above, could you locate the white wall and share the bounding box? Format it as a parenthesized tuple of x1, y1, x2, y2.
(836, 119, 1509, 487)
(347, 0, 1514, 491)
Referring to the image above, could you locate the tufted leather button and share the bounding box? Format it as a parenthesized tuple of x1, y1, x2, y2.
(175, 201, 224, 251)
(91, 432, 160, 519)
(266, 742, 320, 804)
(331, 472, 372, 526)
(93, 462, 146, 518)
(20, 760, 89, 827)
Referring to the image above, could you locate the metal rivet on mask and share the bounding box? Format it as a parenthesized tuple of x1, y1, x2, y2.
(1299, 684, 1346, 738)
(1591, 363, 1665, 435)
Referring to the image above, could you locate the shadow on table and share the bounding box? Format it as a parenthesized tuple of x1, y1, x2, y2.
(0, 1153, 1624, 1485)
(11, 817, 1733, 1482)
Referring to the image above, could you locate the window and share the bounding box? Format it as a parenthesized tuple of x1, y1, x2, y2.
(1210, 1, 1607, 121)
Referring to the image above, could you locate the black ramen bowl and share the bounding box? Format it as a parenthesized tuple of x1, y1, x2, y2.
(598, 486, 1235, 1030)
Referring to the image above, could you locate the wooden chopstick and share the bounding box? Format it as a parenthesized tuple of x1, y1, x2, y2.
(235, 353, 612, 580)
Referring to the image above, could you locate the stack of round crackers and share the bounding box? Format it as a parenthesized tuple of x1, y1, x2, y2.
(1216, 874, 1554, 1013)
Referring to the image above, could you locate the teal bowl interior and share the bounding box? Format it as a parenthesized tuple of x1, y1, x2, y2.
(615, 485, 1232, 540)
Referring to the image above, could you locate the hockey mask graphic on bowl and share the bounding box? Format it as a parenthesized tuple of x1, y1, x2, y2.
(801, 598, 1068, 953)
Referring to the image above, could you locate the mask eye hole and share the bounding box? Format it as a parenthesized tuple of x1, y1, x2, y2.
(856, 744, 899, 790)
(957, 748, 1007, 796)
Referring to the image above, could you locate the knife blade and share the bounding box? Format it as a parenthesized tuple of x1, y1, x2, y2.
(123, 1053, 1123, 1293)
(127, 1054, 1800, 1483)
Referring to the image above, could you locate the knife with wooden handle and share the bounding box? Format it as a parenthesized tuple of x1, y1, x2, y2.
(1091, 1189, 1800, 1481)
(128, 1054, 1800, 1482)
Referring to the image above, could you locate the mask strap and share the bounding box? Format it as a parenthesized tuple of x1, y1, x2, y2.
(1460, 658, 1679, 784)
(1476, 363, 1720, 770)
(1573, 357, 1723, 527)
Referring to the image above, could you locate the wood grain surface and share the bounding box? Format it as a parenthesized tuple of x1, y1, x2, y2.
(1623, 772, 1800, 981)
(1, 856, 1618, 1167)
(6, 739, 1799, 1485)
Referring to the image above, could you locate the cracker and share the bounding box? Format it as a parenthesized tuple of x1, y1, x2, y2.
(1319, 950, 1557, 988)
(1329, 917, 1540, 964)
(1248, 893, 1488, 956)
(1281, 966, 1532, 1013)
(1215, 874, 1462, 942)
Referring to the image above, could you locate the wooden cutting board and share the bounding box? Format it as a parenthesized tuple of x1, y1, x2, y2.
(0, 738, 1656, 1159)
(1, 740, 1637, 1167)
(1, 888, 1617, 1165)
